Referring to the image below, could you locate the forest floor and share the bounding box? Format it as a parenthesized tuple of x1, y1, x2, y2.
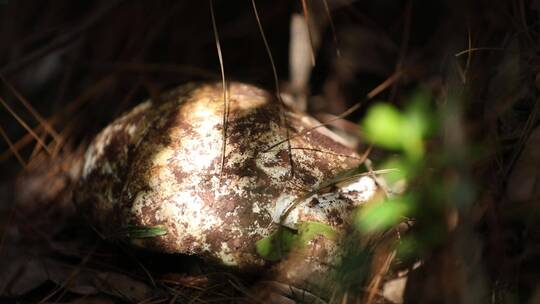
(1, 1, 540, 303)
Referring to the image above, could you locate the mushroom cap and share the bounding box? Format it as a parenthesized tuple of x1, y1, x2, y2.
(75, 82, 378, 268)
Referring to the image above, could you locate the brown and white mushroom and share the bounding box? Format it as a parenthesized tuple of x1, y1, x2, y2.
(75, 82, 379, 278)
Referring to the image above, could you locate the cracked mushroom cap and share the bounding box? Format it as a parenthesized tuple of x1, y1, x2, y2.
(75, 82, 379, 268)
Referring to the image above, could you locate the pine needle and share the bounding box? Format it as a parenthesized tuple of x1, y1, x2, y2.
(209, 0, 230, 183)
(251, 0, 295, 178)
(0, 123, 26, 167)
(264, 70, 402, 153)
(0, 75, 115, 162)
(0, 96, 52, 155)
(0, 74, 61, 144)
(300, 0, 316, 66)
(322, 0, 341, 57)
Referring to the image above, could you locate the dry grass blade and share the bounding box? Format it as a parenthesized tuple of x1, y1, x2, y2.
(301, 0, 316, 66)
(365, 251, 396, 304)
(251, 0, 295, 178)
(45, 127, 66, 157)
(503, 98, 540, 178)
(290, 147, 364, 160)
(389, 1, 411, 102)
(340, 291, 348, 304)
(209, 0, 230, 183)
(322, 0, 341, 58)
(0, 123, 26, 167)
(454, 47, 503, 57)
(466, 23, 472, 76)
(0, 74, 61, 144)
(0, 76, 116, 162)
(29, 129, 47, 160)
(0, 96, 52, 155)
(518, 0, 536, 48)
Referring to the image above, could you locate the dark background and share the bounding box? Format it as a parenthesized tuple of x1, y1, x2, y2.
(1, 1, 539, 303)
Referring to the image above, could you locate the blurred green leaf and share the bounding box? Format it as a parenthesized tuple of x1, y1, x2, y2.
(402, 92, 432, 159)
(406, 91, 432, 136)
(255, 226, 296, 261)
(379, 157, 409, 184)
(362, 93, 433, 160)
(355, 198, 410, 232)
(396, 235, 421, 261)
(362, 103, 404, 150)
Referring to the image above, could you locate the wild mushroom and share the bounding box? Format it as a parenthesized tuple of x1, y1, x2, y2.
(75, 82, 379, 275)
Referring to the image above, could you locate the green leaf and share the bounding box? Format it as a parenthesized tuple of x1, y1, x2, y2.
(362, 103, 404, 150)
(256, 222, 338, 261)
(355, 198, 410, 232)
(255, 227, 297, 262)
(361, 93, 433, 160)
(297, 221, 338, 245)
(401, 94, 431, 159)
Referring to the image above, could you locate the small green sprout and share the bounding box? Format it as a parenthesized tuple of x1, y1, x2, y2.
(355, 197, 411, 233)
(106, 225, 168, 239)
